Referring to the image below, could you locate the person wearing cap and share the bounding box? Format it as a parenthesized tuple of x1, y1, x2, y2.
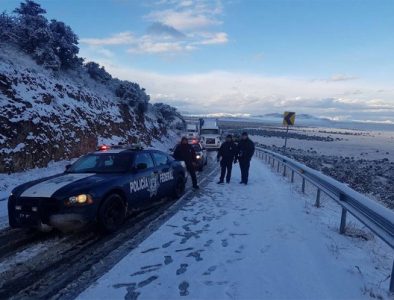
(217, 134, 237, 184)
(236, 132, 255, 185)
(173, 137, 199, 189)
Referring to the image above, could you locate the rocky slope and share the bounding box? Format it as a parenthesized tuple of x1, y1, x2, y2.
(0, 46, 183, 173)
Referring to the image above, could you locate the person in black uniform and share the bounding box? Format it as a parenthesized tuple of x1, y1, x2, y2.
(217, 134, 237, 184)
(173, 137, 199, 189)
(236, 132, 255, 185)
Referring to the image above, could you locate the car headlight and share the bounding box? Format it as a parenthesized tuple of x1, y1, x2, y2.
(66, 194, 93, 206)
(196, 155, 201, 159)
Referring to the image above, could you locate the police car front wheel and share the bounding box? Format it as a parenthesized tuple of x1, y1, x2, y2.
(98, 194, 126, 233)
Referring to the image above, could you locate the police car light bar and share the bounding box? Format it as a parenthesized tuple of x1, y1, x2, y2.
(97, 143, 144, 151)
(97, 145, 110, 151)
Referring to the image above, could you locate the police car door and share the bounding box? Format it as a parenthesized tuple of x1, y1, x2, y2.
(130, 152, 157, 209)
(152, 151, 174, 198)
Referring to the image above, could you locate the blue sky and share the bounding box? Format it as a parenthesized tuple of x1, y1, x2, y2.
(3, 0, 394, 122)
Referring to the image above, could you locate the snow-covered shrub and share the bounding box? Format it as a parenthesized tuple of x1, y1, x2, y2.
(85, 62, 112, 83)
(0, 12, 17, 43)
(49, 20, 80, 69)
(13, 0, 50, 54)
(153, 103, 181, 122)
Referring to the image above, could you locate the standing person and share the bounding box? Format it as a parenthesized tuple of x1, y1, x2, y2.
(173, 137, 199, 189)
(217, 134, 237, 184)
(236, 132, 255, 185)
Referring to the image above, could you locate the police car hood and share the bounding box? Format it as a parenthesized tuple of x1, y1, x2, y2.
(18, 173, 117, 198)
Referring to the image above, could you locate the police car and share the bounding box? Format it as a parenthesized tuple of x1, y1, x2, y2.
(189, 140, 208, 171)
(8, 145, 187, 233)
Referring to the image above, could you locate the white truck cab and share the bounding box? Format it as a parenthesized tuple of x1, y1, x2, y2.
(199, 119, 221, 150)
(185, 123, 199, 139)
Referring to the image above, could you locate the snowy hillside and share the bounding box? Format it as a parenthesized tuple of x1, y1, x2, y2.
(0, 1, 184, 173)
(0, 46, 183, 173)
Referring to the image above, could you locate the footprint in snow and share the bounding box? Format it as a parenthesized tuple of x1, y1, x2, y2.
(138, 275, 159, 288)
(176, 247, 194, 252)
(187, 250, 204, 262)
(221, 239, 229, 247)
(164, 256, 173, 265)
(162, 240, 175, 248)
(141, 264, 162, 270)
(176, 263, 188, 275)
(204, 239, 214, 247)
(235, 245, 245, 254)
(141, 247, 160, 254)
(125, 286, 140, 300)
(130, 266, 161, 277)
(179, 281, 190, 296)
(113, 282, 136, 289)
(203, 265, 217, 275)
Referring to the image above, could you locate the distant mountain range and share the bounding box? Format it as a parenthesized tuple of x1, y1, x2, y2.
(183, 112, 394, 131)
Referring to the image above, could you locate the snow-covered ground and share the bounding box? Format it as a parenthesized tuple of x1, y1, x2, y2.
(250, 127, 394, 161)
(78, 158, 393, 300)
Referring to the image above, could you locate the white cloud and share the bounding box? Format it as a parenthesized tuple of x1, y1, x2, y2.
(93, 61, 394, 121)
(146, 0, 223, 30)
(146, 9, 220, 30)
(327, 74, 358, 82)
(127, 36, 195, 54)
(196, 32, 228, 45)
(80, 32, 134, 46)
(81, 1, 227, 55)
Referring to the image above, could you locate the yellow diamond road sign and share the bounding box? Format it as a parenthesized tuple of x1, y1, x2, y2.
(283, 112, 296, 126)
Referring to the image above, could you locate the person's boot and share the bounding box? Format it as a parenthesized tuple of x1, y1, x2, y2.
(217, 180, 224, 184)
(193, 185, 199, 189)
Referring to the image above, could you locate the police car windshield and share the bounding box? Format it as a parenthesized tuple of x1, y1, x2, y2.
(67, 153, 132, 173)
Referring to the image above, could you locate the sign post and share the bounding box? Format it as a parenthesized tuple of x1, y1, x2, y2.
(283, 111, 296, 151)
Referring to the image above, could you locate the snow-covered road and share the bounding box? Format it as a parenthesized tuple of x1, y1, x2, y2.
(78, 158, 392, 300)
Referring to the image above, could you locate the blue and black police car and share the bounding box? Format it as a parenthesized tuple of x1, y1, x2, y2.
(8, 145, 187, 232)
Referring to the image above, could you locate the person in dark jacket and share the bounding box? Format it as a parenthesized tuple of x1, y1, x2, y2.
(217, 134, 237, 184)
(236, 132, 255, 185)
(173, 137, 199, 189)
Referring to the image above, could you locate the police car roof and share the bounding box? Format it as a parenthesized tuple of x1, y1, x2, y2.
(94, 144, 145, 154)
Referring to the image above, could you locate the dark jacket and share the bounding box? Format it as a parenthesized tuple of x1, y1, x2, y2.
(173, 143, 197, 167)
(237, 138, 255, 161)
(217, 141, 237, 162)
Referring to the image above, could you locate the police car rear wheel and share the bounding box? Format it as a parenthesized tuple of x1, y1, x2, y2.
(173, 177, 185, 199)
(98, 194, 126, 233)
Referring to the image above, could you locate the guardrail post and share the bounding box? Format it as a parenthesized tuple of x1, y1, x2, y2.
(315, 188, 321, 207)
(301, 178, 306, 193)
(277, 161, 280, 172)
(390, 260, 394, 293)
(291, 170, 294, 183)
(339, 207, 347, 234)
(283, 165, 287, 177)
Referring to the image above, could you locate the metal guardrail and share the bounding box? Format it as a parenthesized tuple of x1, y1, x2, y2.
(255, 147, 394, 293)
